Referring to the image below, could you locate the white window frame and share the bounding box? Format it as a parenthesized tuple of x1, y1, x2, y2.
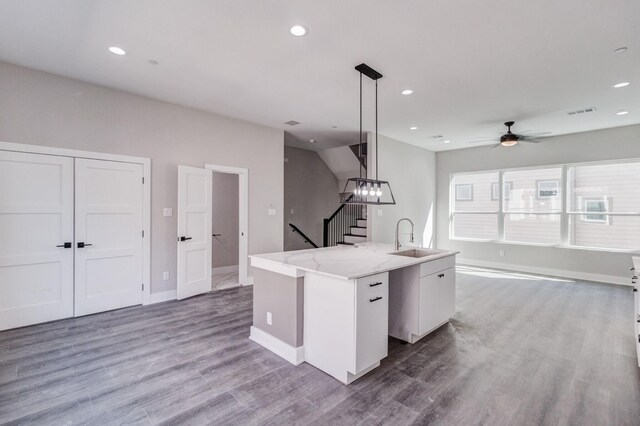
(580, 197, 610, 224)
(491, 181, 512, 201)
(536, 179, 560, 199)
(455, 184, 473, 201)
(450, 158, 640, 253)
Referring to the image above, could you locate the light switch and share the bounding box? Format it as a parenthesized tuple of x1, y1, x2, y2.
(162, 272, 170, 280)
(163, 208, 173, 217)
(266, 312, 272, 325)
(377, 209, 383, 216)
(268, 208, 276, 216)
(290, 209, 294, 215)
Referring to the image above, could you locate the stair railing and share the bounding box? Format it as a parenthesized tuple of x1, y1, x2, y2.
(323, 195, 363, 247)
(288, 223, 319, 248)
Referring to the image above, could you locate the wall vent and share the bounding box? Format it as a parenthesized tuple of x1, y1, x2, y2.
(284, 120, 301, 126)
(567, 107, 597, 115)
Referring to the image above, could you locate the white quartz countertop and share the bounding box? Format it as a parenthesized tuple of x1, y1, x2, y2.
(250, 243, 458, 280)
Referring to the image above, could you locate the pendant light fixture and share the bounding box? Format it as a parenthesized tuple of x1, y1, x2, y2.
(340, 63, 396, 205)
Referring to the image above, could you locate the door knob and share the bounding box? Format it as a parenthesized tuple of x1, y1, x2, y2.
(77, 242, 93, 248)
(56, 242, 72, 248)
(179, 236, 192, 242)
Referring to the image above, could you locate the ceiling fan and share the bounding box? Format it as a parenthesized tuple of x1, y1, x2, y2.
(469, 121, 549, 148)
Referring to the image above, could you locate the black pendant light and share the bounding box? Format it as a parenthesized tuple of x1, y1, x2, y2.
(340, 63, 396, 205)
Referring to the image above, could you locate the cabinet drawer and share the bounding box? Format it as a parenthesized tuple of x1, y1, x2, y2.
(419, 256, 455, 277)
(354, 272, 388, 374)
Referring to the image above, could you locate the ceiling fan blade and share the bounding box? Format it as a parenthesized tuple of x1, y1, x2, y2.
(490, 143, 502, 148)
(520, 138, 542, 143)
(468, 138, 497, 144)
(521, 131, 552, 137)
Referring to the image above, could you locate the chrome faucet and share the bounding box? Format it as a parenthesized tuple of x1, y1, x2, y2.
(395, 218, 415, 251)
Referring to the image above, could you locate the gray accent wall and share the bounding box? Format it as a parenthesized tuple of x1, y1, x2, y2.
(212, 172, 239, 269)
(252, 268, 303, 347)
(0, 61, 284, 294)
(436, 124, 640, 283)
(284, 146, 340, 251)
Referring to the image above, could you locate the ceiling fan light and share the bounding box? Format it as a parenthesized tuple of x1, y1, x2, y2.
(501, 140, 518, 147)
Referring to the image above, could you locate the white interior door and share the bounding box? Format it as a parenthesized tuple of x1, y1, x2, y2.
(0, 151, 74, 330)
(74, 159, 144, 316)
(177, 165, 212, 299)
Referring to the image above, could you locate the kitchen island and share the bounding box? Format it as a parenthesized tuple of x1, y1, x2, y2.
(249, 242, 458, 384)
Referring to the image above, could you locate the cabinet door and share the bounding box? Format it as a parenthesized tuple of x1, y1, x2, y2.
(354, 273, 388, 374)
(437, 268, 456, 321)
(419, 274, 440, 335)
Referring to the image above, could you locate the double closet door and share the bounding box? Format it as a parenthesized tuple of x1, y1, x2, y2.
(0, 151, 144, 331)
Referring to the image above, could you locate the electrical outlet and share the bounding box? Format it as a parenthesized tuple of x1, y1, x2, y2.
(163, 208, 173, 217)
(290, 209, 294, 215)
(499, 250, 505, 257)
(162, 271, 170, 280)
(268, 208, 276, 216)
(266, 312, 272, 325)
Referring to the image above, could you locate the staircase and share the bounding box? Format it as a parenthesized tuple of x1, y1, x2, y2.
(321, 141, 370, 247)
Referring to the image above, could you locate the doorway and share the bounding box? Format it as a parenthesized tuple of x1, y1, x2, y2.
(211, 171, 240, 290)
(176, 164, 248, 300)
(206, 164, 249, 289)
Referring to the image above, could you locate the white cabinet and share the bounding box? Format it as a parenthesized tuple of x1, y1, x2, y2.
(354, 273, 389, 374)
(419, 268, 455, 336)
(304, 271, 389, 384)
(389, 255, 456, 343)
(632, 258, 640, 367)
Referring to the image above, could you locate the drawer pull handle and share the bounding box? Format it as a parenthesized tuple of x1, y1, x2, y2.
(438, 273, 445, 278)
(369, 282, 383, 287)
(369, 296, 382, 303)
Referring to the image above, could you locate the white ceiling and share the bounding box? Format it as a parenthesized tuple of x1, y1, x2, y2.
(0, 0, 638, 152)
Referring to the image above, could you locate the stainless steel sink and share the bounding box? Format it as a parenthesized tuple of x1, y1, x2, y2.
(390, 249, 440, 258)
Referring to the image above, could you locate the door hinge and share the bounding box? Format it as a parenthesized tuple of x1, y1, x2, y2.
(142, 177, 145, 184)
(142, 230, 145, 237)
(142, 283, 144, 291)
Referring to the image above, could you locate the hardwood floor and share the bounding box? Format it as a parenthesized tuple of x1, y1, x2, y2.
(1, 267, 638, 425)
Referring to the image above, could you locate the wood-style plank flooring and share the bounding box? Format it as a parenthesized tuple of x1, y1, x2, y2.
(1, 266, 639, 425)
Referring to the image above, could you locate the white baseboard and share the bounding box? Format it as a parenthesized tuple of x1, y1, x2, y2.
(212, 265, 239, 275)
(457, 258, 630, 286)
(242, 276, 254, 286)
(249, 326, 304, 365)
(148, 290, 177, 304)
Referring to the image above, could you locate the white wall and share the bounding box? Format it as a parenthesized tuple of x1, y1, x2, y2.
(317, 145, 361, 192)
(368, 134, 437, 248)
(436, 124, 640, 284)
(0, 61, 284, 294)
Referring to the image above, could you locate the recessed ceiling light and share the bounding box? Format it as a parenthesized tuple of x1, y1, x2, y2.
(613, 82, 630, 88)
(614, 47, 628, 53)
(410, 126, 418, 130)
(290, 25, 308, 37)
(148, 59, 159, 65)
(443, 140, 451, 144)
(617, 110, 629, 115)
(401, 89, 413, 95)
(108, 46, 126, 55)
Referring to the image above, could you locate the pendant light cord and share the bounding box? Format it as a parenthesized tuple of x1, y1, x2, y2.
(359, 73, 363, 180)
(375, 79, 378, 180)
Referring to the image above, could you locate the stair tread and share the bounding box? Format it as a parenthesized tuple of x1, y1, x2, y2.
(350, 226, 366, 229)
(344, 233, 367, 237)
(337, 242, 354, 245)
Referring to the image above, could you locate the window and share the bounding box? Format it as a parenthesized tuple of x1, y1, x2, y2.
(537, 180, 559, 198)
(492, 181, 512, 200)
(451, 172, 498, 240)
(581, 198, 609, 223)
(450, 159, 640, 251)
(567, 162, 640, 250)
(455, 184, 473, 201)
